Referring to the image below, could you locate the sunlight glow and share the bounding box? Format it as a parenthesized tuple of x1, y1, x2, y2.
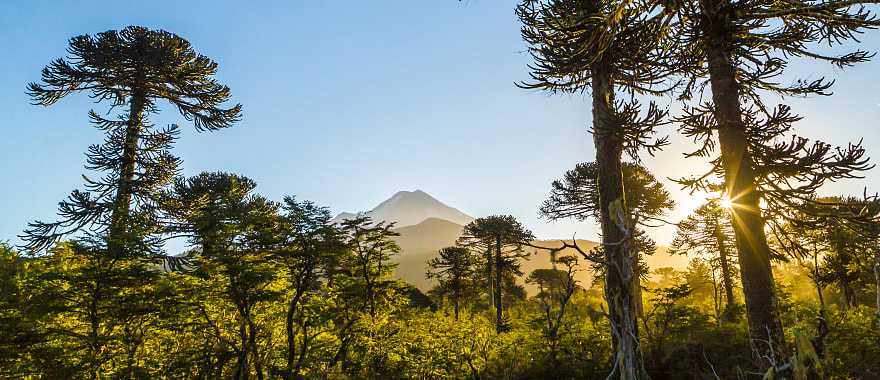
(719, 195, 734, 210)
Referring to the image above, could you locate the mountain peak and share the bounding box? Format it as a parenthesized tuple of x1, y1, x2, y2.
(332, 189, 474, 227)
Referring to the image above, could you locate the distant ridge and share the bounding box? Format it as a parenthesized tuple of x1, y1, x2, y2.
(331, 189, 474, 227)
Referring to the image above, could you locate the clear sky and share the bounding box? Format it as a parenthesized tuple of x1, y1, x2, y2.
(2, 1, 880, 249)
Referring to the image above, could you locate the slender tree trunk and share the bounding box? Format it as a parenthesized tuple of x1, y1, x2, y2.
(453, 277, 461, 321)
(246, 312, 263, 380)
(285, 284, 306, 379)
(632, 256, 644, 318)
(494, 236, 504, 333)
(874, 256, 879, 315)
(485, 245, 494, 311)
(715, 224, 736, 310)
(89, 278, 102, 380)
(108, 91, 146, 258)
(590, 56, 646, 380)
(701, 2, 786, 363)
(235, 304, 249, 380)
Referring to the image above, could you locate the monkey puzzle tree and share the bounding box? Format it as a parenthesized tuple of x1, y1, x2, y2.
(663, 0, 880, 363)
(669, 198, 739, 319)
(459, 215, 534, 333)
(540, 161, 674, 314)
(23, 26, 242, 258)
(518, 0, 674, 376)
(427, 246, 477, 320)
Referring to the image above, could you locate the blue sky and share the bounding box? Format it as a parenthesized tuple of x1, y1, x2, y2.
(2, 1, 880, 249)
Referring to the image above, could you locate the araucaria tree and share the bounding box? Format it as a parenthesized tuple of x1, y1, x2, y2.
(427, 246, 477, 320)
(540, 161, 674, 314)
(459, 215, 535, 333)
(664, 0, 880, 363)
(519, 0, 673, 377)
(23, 26, 241, 257)
(670, 198, 739, 319)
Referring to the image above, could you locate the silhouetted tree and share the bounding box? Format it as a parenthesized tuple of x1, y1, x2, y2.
(540, 161, 674, 315)
(670, 198, 739, 318)
(527, 254, 581, 349)
(427, 246, 477, 320)
(23, 26, 241, 258)
(459, 215, 534, 333)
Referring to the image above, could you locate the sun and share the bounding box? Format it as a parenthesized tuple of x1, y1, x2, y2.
(719, 195, 734, 209)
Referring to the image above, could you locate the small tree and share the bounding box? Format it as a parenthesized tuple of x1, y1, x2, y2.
(338, 216, 400, 320)
(527, 255, 581, 349)
(427, 246, 477, 320)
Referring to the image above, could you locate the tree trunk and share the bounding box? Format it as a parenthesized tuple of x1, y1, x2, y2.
(494, 236, 504, 333)
(701, 1, 787, 364)
(590, 56, 646, 380)
(874, 256, 879, 315)
(246, 312, 263, 380)
(235, 304, 250, 380)
(715, 223, 736, 310)
(108, 91, 146, 258)
(453, 277, 460, 321)
(485, 246, 494, 311)
(285, 284, 305, 379)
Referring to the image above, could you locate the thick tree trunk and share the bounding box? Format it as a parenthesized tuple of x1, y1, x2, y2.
(701, 2, 787, 364)
(108, 91, 146, 258)
(591, 57, 646, 380)
(494, 236, 504, 333)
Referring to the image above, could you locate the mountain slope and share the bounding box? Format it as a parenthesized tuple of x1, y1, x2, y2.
(332, 190, 473, 227)
(336, 189, 688, 293)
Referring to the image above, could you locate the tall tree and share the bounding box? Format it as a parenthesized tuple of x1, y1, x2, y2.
(23, 26, 241, 258)
(665, 0, 880, 363)
(669, 197, 739, 318)
(519, 1, 673, 377)
(459, 215, 534, 333)
(426, 246, 477, 320)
